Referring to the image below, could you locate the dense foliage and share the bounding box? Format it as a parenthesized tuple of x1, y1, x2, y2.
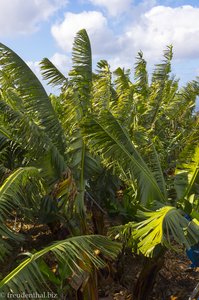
(0, 30, 198, 299)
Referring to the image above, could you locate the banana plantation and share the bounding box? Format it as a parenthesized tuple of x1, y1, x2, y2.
(0, 29, 198, 300)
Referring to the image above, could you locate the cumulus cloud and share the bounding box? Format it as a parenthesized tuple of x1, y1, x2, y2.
(122, 5, 199, 61)
(50, 52, 71, 75)
(88, 0, 132, 16)
(51, 3, 199, 70)
(51, 11, 119, 55)
(0, 0, 68, 37)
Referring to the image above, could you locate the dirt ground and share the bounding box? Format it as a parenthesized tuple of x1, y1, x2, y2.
(98, 248, 199, 300)
(3, 222, 199, 300)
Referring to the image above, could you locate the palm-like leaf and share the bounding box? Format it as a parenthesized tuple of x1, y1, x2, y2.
(0, 167, 42, 260)
(0, 100, 67, 180)
(146, 142, 167, 199)
(183, 147, 199, 199)
(134, 51, 149, 97)
(116, 206, 199, 257)
(69, 132, 102, 178)
(149, 45, 173, 128)
(113, 67, 135, 127)
(134, 206, 199, 255)
(66, 29, 96, 220)
(92, 60, 115, 110)
(0, 128, 9, 152)
(0, 235, 121, 295)
(0, 87, 24, 112)
(69, 29, 92, 112)
(70, 29, 92, 80)
(40, 58, 68, 87)
(0, 167, 41, 220)
(175, 146, 199, 208)
(152, 46, 173, 83)
(0, 43, 65, 154)
(83, 110, 166, 206)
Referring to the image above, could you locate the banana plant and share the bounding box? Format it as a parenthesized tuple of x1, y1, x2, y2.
(40, 30, 117, 236)
(82, 104, 199, 300)
(175, 145, 199, 218)
(0, 28, 198, 300)
(40, 31, 199, 300)
(0, 235, 121, 298)
(0, 30, 122, 299)
(63, 36, 199, 300)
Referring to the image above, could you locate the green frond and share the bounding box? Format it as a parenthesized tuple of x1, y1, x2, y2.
(61, 86, 82, 133)
(82, 111, 166, 206)
(183, 146, 199, 199)
(0, 87, 24, 111)
(176, 114, 199, 165)
(175, 146, 199, 203)
(70, 29, 92, 81)
(38, 144, 67, 183)
(117, 206, 199, 257)
(0, 135, 24, 172)
(0, 128, 9, 151)
(65, 121, 103, 220)
(92, 60, 115, 110)
(0, 43, 65, 154)
(149, 45, 173, 128)
(69, 132, 102, 178)
(152, 45, 173, 83)
(177, 80, 199, 117)
(147, 142, 167, 198)
(114, 67, 131, 92)
(166, 80, 198, 127)
(0, 100, 67, 180)
(0, 99, 44, 157)
(134, 51, 149, 96)
(133, 206, 199, 256)
(113, 68, 135, 127)
(69, 29, 92, 112)
(0, 235, 121, 295)
(0, 167, 42, 260)
(68, 131, 101, 217)
(63, 29, 94, 219)
(40, 58, 68, 88)
(0, 167, 41, 222)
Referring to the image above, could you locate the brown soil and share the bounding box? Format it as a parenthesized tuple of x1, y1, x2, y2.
(2, 221, 199, 300)
(98, 248, 199, 300)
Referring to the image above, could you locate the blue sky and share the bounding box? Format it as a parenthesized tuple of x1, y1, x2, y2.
(0, 0, 199, 91)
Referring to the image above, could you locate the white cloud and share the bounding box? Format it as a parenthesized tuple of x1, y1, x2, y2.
(50, 52, 71, 74)
(51, 11, 119, 55)
(0, 0, 68, 36)
(50, 3, 199, 82)
(108, 56, 132, 73)
(122, 5, 199, 61)
(88, 0, 132, 16)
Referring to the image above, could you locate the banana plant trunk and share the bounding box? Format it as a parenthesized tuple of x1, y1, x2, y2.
(76, 269, 98, 300)
(133, 252, 165, 300)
